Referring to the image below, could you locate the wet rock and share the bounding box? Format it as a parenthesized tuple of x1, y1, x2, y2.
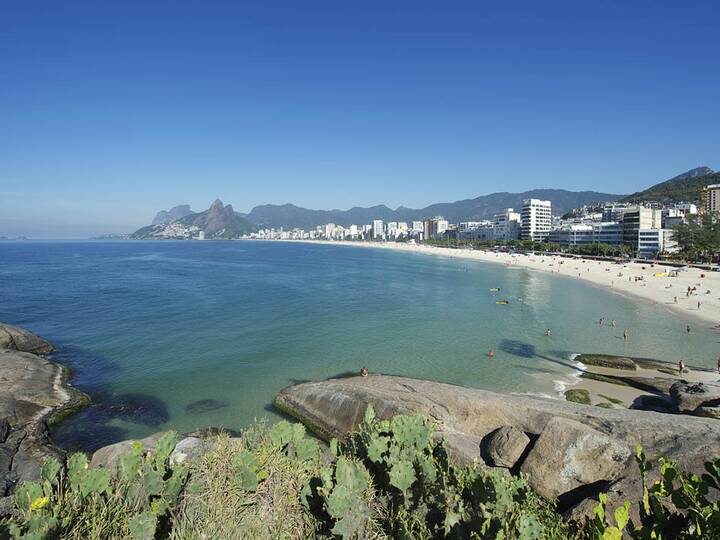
(484, 426, 530, 468)
(671, 381, 720, 414)
(520, 417, 632, 500)
(185, 399, 229, 415)
(0, 323, 54, 355)
(576, 354, 637, 370)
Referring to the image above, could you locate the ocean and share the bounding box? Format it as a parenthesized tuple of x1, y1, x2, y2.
(1, 240, 716, 450)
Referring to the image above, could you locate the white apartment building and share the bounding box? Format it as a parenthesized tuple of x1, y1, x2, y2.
(492, 208, 521, 240)
(372, 220, 384, 239)
(520, 199, 552, 241)
(638, 229, 677, 259)
(411, 221, 424, 233)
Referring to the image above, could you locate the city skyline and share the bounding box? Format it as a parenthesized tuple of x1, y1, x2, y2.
(2, 1, 719, 237)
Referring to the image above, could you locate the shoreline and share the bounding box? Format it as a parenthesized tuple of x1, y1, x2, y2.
(273, 239, 720, 327)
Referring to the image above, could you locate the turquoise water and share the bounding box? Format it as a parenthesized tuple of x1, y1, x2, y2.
(1, 240, 717, 450)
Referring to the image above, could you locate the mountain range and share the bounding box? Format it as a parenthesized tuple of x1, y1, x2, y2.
(131, 166, 716, 238)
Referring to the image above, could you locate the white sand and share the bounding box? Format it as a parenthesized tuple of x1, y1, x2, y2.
(314, 240, 720, 326)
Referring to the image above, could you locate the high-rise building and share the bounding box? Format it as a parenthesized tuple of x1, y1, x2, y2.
(700, 184, 720, 214)
(423, 217, 448, 240)
(372, 220, 384, 239)
(621, 207, 662, 246)
(520, 199, 551, 241)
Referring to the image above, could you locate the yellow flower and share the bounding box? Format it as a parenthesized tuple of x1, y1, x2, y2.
(31, 496, 49, 510)
(84, 463, 89, 470)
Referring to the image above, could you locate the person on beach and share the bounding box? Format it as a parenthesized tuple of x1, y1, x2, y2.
(360, 366, 369, 377)
(678, 359, 685, 374)
(698, 301, 701, 310)
(623, 329, 628, 341)
(545, 328, 552, 336)
(674, 296, 678, 303)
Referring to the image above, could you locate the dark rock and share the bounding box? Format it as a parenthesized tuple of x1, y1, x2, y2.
(671, 381, 720, 414)
(0, 323, 54, 355)
(484, 426, 530, 468)
(576, 354, 637, 370)
(93, 393, 170, 426)
(0, 417, 8, 443)
(185, 399, 229, 415)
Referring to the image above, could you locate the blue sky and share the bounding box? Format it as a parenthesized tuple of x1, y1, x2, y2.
(1, 1, 719, 237)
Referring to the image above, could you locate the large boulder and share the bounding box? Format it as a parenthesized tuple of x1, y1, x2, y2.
(670, 381, 720, 414)
(483, 426, 530, 469)
(90, 432, 167, 470)
(274, 375, 720, 520)
(0, 323, 53, 355)
(519, 417, 632, 500)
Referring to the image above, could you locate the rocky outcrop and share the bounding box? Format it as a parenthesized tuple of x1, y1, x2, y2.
(0, 323, 54, 355)
(0, 324, 87, 515)
(671, 381, 720, 414)
(519, 417, 631, 500)
(274, 374, 720, 521)
(483, 426, 529, 469)
(90, 433, 215, 470)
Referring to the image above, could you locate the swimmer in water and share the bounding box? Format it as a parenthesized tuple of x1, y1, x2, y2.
(623, 329, 628, 341)
(360, 366, 369, 377)
(545, 329, 552, 336)
(487, 349, 495, 358)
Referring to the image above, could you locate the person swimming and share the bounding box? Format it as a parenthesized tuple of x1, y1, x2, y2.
(487, 349, 495, 358)
(623, 329, 628, 341)
(545, 329, 552, 336)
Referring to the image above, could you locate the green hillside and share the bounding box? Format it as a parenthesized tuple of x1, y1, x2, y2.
(621, 168, 718, 204)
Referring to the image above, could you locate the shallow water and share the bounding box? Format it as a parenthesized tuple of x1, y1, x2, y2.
(1, 240, 716, 450)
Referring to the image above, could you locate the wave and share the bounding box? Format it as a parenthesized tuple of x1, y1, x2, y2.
(552, 353, 587, 396)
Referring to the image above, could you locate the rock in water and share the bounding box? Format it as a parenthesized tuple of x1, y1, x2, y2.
(185, 399, 229, 415)
(519, 417, 632, 500)
(0, 323, 54, 354)
(670, 381, 720, 414)
(483, 425, 530, 468)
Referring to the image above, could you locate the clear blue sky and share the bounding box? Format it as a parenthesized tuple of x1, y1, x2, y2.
(1, 1, 718, 237)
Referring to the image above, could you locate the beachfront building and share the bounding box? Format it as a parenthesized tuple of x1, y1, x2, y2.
(372, 220, 384, 240)
(700, 184, 720, 214)
(423, 217, 448, 240)
(621, 207, 662, 247)
(492, 209, 521, 240)
(637, 228, 677, 259)
(548, 224, 594, 246)
(520, 199, 551, 241)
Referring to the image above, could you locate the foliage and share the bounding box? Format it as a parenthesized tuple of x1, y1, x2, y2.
(590, 444, 720, 539)
(621, 171, 720, 205)
(3, 416, 720, 539)
(304, 405, 570, 539)
(3, 431, 187, 540)
(672, 211, 720, 262)
(564, 389, 592, 405)
(424, 238, 634, 258)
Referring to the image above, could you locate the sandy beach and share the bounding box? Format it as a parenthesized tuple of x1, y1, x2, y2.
(319, 240, 720, 327)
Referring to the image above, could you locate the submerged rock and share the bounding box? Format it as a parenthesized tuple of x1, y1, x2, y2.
(185, 399, 229, 415)
(93, 393, 170, 426)
(0, 323, 54, 355)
